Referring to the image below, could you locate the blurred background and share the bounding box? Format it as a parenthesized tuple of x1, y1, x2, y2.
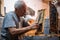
(0, 0, 60, 40)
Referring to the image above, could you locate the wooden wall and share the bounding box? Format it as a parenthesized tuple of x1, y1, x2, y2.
(0, 0, 5, 16)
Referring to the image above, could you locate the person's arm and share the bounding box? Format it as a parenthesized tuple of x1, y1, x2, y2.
(8, 23, 38, 35)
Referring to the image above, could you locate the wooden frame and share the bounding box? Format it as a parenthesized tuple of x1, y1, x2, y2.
(36, 9, 45, 24)
(36, 9, 45, 34)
